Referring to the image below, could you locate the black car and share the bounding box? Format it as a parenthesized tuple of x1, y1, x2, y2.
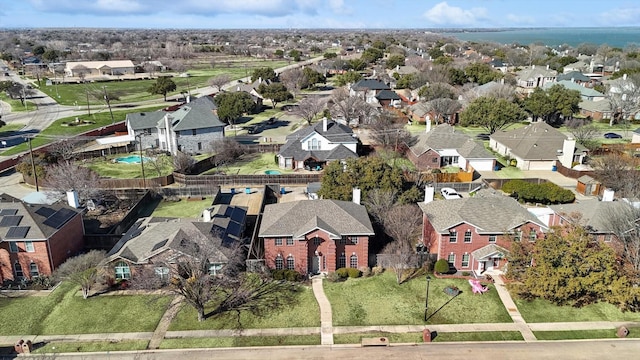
(246, 125, 258, 134)
(476, 133, 490, 140)
(266, 117, 277, 125)
(604, 132, 622, 139)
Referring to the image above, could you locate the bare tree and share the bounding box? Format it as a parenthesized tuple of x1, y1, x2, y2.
(330, 88, 375, 125)
(144, 151, 171, 177)
(54, 250, 106, 299)
(73, 64, 90, 82)
(293, 96, 327, 125)
(173, 150, 195, 172)
(366, 110, 414, 150)
(382, 237, 417, 284)
(143, 62, 157, 78)
(590, 154, 640, 197)
(208, 74, 231, 92)
(211, 138, 248, 168)
(362, 189, 397, 224)
(423, 98, 461, 124)
(607, 73, 640, 127)
(565, 118, 600, 151)
(48, 139, 80, 162)
(381, 204, 423, 284)
(279, 68, 305, 94)
(602, 203, 640, 277)
(44, 161, 103, 201)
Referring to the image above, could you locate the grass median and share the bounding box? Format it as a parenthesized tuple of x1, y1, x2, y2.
(32, 340, 149, 354)
(333, 331, 523, 344)
(159, 335, 320, 349)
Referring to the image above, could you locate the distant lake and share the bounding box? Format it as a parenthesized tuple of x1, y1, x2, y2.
(439, 27, 640, 48)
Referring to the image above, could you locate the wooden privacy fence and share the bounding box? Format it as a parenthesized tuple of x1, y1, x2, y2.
(173, 172, 323, 187)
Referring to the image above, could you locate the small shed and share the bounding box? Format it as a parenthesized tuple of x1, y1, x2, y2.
(576, 175, 601, 196)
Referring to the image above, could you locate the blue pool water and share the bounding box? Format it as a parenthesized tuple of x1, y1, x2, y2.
(265, 170, 281, 175)
(116, 155, 150, 164)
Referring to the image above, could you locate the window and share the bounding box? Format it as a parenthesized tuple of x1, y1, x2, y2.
(155, 267, 170, 282)
(144, 129, 151, 135)
(461, 254, 469, 268)
(447, 254, 455, 266)
(464, 230, 472, 243)
(192, 129, 197, 136)
(286, 237, 294, 246)
(432, 157, 438, 163)
(441, 155, 459, 166)
(350, 254, 358, 268)
(208, 263, 224, 276)
(25, 241, 34, 252)
(9, 241, 18, 253)
(529, 230, 537, 242)
(348, 236, 358, 245)
(197, 142, 202, 151)
(309, 138, 320, 150)
(29, 262, 39, 278)
(488, 235, 497, 243)
(275, 255, 283, 270)
(338, 253, 346, 268)
(513, 231, 522, 242)
(114, 261, 131, 280)
(286, 255, 295, 270)
(275, 238, 282, 246)
(14, 262, 23, 279)
(313, 237, 321, 246)
(449, 231, 457, 243)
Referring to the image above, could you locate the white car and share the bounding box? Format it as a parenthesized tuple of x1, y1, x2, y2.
(441, 187, 462, 200)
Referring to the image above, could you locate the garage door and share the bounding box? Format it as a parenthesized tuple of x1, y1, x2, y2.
(528, 161, 554, 171)
(469, 160, 494, 171)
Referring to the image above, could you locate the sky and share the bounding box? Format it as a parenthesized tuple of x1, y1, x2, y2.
(1, 0, 640, 29)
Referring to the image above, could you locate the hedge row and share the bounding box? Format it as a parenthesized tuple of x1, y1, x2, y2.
(502, 180, 575, 204)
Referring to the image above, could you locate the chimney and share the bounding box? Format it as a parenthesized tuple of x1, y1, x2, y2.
(424, 186, 435, 204)
(396, 64, 400, 71)
(323, 117, 328, 132)
(258, 77, 262, 83)
(66, 190, 79, 208)
(425, 117, 431, 133)
(559, 137, 576, 168)
(186, 95, 191, 103)
(532, 65, 535, 69)
(202, 208, 212, 222)
(546, 64, 550, 70)
(623, 73, 628, 80)
(602, 188, 615, 202)
(352, 188, 361, 205)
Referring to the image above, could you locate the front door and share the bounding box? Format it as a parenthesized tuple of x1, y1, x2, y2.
(311, 256, 320, 274)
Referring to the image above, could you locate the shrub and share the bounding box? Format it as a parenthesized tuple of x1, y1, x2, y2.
(347, 268, 362, 278)
(434, 259, 451, 274)
(359, 266, 372, 277)
(372, 266, 384, 275)
(326, 272, 341, 282)
(271, 269, 286, 280)
(461, 271, 471, 277)
(501, 179, 574, 204)
(285, 269, 302, 282)
(336, 268, 349, 278)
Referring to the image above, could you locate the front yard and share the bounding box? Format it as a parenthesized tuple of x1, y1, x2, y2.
(324, 272, 511, 326)
(514, 296, 640, 323)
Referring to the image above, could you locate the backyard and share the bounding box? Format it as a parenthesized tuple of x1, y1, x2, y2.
(324, 271, 511, 326)
(202, 152, 294, 175)
(151, 197, 213, 218)
(85, 154, 174, 179)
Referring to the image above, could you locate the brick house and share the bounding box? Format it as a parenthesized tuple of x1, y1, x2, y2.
(418, 189, 547, 274)
(259, 198, 374, 275)
(544, 199, 627, 244)
(0, 194, 84, 282)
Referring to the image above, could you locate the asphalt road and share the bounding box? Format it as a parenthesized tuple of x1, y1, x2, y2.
(29, 340, 640, 360)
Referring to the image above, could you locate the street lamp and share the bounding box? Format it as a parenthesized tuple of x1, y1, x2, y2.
(424, 275, 431, 321)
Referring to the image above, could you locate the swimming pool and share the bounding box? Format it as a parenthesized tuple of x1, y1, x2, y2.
(115, 155, 150, 164)
(264, 170, 281, 175)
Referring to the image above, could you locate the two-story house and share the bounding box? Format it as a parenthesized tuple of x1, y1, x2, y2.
(419, 189, 547, 275)
(516, 65, 557, 95)
(126, 96, 225, 155)
(259, 197, 374, 275)
(0, 194, 84, 282)
(350, 79, 391, 104)
(277, 118, 359, 170)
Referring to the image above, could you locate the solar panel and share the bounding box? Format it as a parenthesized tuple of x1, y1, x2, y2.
(0, 215, 22, 227)
(35, 207, 56, 218)
(0, 209, 18, 216)
(6, 226, 30, 239)
(43, 208, 77, 229)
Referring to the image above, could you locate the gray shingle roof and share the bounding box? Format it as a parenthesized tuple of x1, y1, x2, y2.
(375, 89, 401, 100)
(279, 120, 358, 161)
(351, 79, 390, 91)
(489, 122, 571, 160)
(128, 96, 224, 132)
(557, 71, 591, 82)
(549, 200, 627, 234)
(259, 200, 374, 238)
(409, 124, 494, 160)
(418, 190, 546, 234)
(126, 111, 166, 131)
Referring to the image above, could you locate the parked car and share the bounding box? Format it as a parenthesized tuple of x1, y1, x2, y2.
(604, 132, 622, 139)
(266, 117, 277, 125)
(476, 133, 490, 140)
(245, 125, 259, 134)
(440, 187, 462, 200)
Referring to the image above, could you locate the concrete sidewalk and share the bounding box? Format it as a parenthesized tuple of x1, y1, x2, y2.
(492, 275, 537, 341)
(312, 277, 334, 345)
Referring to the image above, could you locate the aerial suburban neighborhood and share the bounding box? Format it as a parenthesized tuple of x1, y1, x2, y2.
(2, 5, 640, 358)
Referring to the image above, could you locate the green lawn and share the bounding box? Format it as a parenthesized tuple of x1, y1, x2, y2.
(0, 282, 171, 335)
(0, 123, 26, 136)
(151, 198, 212, 218)
(33, 340, 149, 354)
(514, 296, 640, 323)
(160, 334, 320, 349)
(533, 328, 640, 340)
(324, 272, 511, 326)
(493, 166, 524, 178)
(202, 153, 294, 175)
(168, 285, 319, 331)
(333, 331, 523, 344)
(85, 154, 174, 179)
(0, 106, 165, 156)
(0, 93, 37, 112)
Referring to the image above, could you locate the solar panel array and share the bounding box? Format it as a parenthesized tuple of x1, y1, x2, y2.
(0, 215, 22, 227)
(43, 208, 77, 229)
(0, 209, 18, 216)
(6, 226, 30, 239)
(35, 207, 57, 218)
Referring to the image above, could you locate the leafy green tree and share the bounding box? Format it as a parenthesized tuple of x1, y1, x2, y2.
(251, 67, 277, 82)
(395, 74, 414, 89)
(428, 47, 444, 60)
(465, 62, 501, 85)
(547, 84, 581, 120)
(42, 49, 60, 62)
(257, 82, 293, 109)
(214, 91, 255, 124)
(32, 45, 46, 56)
(148, 76, 176, 101)
(361, 47, 383, 64)
(558, 56, 578, 67)
(459, 96, 528, 134)
(434, 259, 450, 274)
(523, 87, 555, 122)
(371, 40, 387, 50)
(385, 54, 405, 69)
(318, 156, 403, 201)
(448, 68, 467, 86)
(418, 82, 456, 101)
(288, 49, 301, 61)
(323, 52, 337, 59)
(348, 58, 367, 71)
(302, 67, 325, 88)
(334, 71, 362, 86)
(274, 49, 284, 58)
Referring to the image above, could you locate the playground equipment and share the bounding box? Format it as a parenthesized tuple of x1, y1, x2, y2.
(469, 279, 489, 294)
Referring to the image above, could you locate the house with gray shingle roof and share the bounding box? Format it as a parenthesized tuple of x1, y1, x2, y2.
(515, 65, 557, 95)
(406, 124, 496, 172)
(126, 95, 225, 155)
(350, 78, 391, 104)
(259, 198, 374, 275)
(104, 206, 246, 280)
(419, 189, 547, 274)
(277, 118, 358, 170)
(544, 80, 606, 102)
(489, 121, 587, 170)
(0, 193, 84, 282)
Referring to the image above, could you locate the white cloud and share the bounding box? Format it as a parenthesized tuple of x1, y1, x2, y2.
(423, 2, 487, 26)
(600, 7, 640, 26)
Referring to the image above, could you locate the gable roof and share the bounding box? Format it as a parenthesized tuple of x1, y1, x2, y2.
(490, 121, 577, 160)
(126, 111, 167, 130)
(418, 190, 546, 234)
(285, 119, 356, 144)
(517, 66, 557, 79)
(259, 200, 374, 239)
(66, 60, 134, 70)
(165, 98, 225, 131)
(557, 71, 591, 82)
(544, 80, 605, 98)
(548, 200, 627, 234)
(375, 89, 401, 101)
(409, 124, 494, 159)
(351, 79, 390, 91)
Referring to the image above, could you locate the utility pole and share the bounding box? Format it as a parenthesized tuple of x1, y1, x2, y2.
(27, 137, 39, 192)
(137, 134, 146, 189)
(103, 85, 114, 124)
(85, 87, 91, 116)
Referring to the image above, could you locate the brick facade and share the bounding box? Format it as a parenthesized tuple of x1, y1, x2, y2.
(406, 148, 441, 171)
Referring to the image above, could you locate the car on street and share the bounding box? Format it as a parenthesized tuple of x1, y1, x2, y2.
(266, 117, 277, 125)
(604, 132, 622, 139)
(245, 125, 259, 134)
(440, 187, 462, 200)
